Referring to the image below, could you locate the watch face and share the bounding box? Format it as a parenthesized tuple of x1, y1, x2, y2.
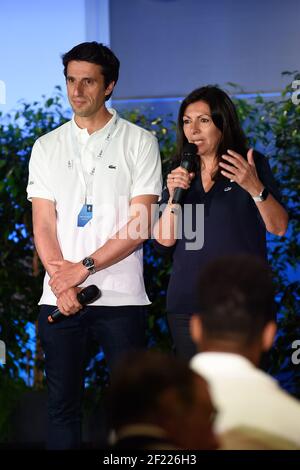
(83, 257, 94, 268)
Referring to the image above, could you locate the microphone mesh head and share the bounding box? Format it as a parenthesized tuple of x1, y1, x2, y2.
(183, 143, 198, 155)
(78, 285, 101, 304)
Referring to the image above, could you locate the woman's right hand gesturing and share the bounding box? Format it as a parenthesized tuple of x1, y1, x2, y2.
(167, 166, 195, 200)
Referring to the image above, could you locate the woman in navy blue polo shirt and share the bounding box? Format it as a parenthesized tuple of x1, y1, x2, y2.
(153, 86, 288, 360)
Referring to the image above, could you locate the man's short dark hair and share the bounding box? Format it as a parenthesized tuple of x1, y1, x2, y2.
(197, 255, 277, 345)
(62, 41, 120, 100)
(107, 351, 203, 430)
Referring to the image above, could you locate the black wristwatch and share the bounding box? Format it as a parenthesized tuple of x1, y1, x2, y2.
(82, 257, 96, 274)
(252, 187, 269, 203)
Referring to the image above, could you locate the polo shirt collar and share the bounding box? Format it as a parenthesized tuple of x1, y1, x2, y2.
(71, 108, 118, 143)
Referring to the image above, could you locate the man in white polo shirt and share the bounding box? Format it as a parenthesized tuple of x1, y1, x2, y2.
(26, 41, 162, 449)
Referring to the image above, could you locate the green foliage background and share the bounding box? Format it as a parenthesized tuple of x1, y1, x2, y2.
(0, 75, 299, 440)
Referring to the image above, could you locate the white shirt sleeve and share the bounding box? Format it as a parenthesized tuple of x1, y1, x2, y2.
(130, 132, 162, 199)
(26, 139, 55, 202)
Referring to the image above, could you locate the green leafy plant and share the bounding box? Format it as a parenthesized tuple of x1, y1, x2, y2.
(0, 88, 70, 441)
(0, 87, 69, 382)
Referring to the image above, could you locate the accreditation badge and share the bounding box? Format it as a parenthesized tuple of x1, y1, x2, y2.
(77, 204, 93, 227)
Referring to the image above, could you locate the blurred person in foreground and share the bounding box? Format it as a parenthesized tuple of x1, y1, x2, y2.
(190, 254, 300, 450)
(106, 350, 219, 450)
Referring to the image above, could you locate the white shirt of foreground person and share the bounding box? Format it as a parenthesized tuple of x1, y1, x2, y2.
(190, 352, 300, 448)
(27, 108, 162, 306)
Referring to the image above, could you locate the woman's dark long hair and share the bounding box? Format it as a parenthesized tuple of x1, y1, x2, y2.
(175, 86, 248, 179)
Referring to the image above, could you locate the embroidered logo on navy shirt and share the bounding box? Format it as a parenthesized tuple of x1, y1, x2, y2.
(224, 186, 232, 192)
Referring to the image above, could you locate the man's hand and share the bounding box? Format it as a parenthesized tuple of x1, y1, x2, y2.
(48, 260, 89, 295)
(47, 287, 83, 323)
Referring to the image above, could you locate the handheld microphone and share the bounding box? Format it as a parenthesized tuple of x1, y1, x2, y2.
(48, 285, 101, 323)
(172, 143, 198, 204)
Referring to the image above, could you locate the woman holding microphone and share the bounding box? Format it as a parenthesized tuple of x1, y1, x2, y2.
(153, 86, 288, 360)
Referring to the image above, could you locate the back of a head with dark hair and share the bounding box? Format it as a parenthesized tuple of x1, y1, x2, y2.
(197, 255, 277, 345)
(107, 351, 201, 430)
(175, 86, 247, 178)
(62, 41, 120, 100)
